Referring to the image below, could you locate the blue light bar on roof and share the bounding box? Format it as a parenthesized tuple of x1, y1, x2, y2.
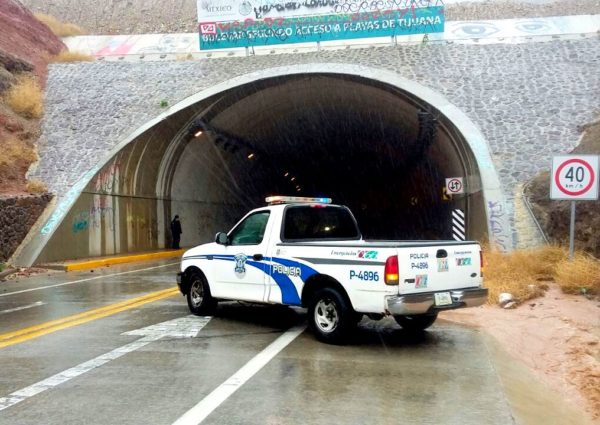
(265, 196, 332, 205)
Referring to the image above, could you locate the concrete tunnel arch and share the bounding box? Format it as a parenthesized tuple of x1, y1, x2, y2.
(25, 64, 512, 265)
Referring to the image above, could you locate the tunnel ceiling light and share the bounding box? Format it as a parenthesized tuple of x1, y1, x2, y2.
(194, 130, 203, 137)
(290, 177, 296, 181)
(284, 172, 289, 177)
(247, 153, 255, 159)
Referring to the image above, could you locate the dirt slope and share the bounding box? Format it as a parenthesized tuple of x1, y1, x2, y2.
(526, 120, 600, 257)
(0, 0, 65, 83)
(0, 0, 66, 195)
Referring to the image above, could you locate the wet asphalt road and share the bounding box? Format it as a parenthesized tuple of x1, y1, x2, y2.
(0, 260, 590, 425)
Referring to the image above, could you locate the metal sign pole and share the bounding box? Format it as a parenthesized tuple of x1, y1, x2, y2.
(569, 201, 576, 260)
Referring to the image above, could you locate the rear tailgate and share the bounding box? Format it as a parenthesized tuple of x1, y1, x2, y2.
(398, 243, 482, 295)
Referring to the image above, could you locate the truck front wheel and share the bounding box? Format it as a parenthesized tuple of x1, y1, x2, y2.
(186, 272, 217, 316)
(394, 313, 438, 331)
(308, 288, 357, 344)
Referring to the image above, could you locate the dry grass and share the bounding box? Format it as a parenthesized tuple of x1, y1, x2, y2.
(484, 244, 600, 303)
(555, 254, 600, 295)
(483, 245, 567, 304)
(25, 179, 47, 194)
(52, 51, 94, 63)
(176, 53, 193, 61)
(35, 13, 85, 37)
(0, 136, 38, 168)
(5, 75, 44, 119)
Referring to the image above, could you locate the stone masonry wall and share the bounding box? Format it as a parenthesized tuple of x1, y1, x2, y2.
(30, 38, 600, 247)
(0, 194, 52, 261)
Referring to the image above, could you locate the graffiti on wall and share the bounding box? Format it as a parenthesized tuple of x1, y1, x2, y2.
(127, 215, 158, 240)
(92, 161, 121, 193)
(487, 200, 510, 252)
(41, 168, 99, 235)
(71, 197, 115, 233)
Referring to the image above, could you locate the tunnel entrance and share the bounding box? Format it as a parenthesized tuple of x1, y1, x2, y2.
(169, 74, 478, 242)
(34, 67, 500, 264)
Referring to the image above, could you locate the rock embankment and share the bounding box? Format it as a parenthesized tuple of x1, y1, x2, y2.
(526, 120, 600, 257)
(0, 194, 52, 261)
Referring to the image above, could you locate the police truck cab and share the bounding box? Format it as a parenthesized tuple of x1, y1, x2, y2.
(177, 196, 487, 344)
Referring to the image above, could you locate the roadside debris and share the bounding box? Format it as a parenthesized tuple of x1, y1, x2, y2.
(499, 292, 514, 307)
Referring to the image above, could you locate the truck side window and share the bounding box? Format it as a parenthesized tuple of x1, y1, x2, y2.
(229, 211, 270, 245)
(283, 206, 360, 241)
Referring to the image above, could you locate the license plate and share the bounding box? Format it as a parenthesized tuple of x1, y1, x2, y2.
(434, 292, 452, 306)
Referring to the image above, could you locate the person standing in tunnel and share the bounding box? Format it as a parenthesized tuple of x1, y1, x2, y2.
(171, 215, 182, 249)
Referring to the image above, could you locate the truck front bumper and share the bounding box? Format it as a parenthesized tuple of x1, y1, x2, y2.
(385, 287, 488, 316)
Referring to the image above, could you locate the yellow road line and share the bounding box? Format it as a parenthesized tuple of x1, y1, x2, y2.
(64, 249, 185, 271)
(0, 287, 179, 348)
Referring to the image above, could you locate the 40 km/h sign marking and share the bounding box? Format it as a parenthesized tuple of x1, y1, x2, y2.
(555, 159, 594, 196)
(551, 155, 599, 200)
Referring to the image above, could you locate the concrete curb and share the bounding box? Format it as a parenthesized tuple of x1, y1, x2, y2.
(43, 249, 185, 272)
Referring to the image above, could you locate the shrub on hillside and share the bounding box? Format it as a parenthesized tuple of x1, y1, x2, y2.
(0, 136, 37, 168)
(5, 75, 44, 118)
(25, 179, 47, 194)
(52, 51, 94, 63)
(34, 13, 85, 37)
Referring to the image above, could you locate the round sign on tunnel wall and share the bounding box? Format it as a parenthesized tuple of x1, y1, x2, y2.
(551, 155, 599, 200)
(445, 177, 464, 195)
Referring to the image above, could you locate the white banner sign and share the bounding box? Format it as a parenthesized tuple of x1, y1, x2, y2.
(197, 0, 444, 22)
(196, 0, 446, 50)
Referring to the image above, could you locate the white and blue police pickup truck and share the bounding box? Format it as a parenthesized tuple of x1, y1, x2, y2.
(177, 196, 487, 344)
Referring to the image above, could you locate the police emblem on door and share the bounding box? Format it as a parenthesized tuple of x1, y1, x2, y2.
(234, 254, 247, 274)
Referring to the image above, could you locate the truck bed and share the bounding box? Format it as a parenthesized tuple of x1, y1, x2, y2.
(278, 240, 476, 248)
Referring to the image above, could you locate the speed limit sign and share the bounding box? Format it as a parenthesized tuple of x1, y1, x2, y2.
(551, 155, 599, 200)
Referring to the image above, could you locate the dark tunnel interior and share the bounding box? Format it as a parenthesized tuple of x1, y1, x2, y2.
(174, 74, 471, 240)
(34, 73, 486, 263)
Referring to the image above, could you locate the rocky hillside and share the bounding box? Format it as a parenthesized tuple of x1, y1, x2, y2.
(526, 120, 600, 257)
(0, 0, 65, 195)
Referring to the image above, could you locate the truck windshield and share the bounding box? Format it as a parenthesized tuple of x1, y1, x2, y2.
(282, 206, 360, 241)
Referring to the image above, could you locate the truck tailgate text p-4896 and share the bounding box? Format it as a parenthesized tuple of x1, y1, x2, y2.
(177, 197, 487, 344)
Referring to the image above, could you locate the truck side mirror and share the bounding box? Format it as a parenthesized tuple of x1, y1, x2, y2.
(215, 232, 229, 245)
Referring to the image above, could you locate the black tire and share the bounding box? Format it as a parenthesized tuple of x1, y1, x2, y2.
(307, 287, 357, 344)
(394, 313, 438, 332)
(186, 272, 217, 316)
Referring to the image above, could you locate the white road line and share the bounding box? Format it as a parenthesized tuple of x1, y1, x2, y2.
(0, 263, 179, 298)
(172, 325, 305, 425)
(0, 316, 211, 412)
(0, 301, 46, 314)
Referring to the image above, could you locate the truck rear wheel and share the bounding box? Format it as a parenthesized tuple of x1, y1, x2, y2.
(394, 313, 438, 331)
(186, 272, 217, 316)
(308, 287, 357, 344)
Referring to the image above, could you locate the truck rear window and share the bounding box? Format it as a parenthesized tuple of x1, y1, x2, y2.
(283, 206, 360, 241)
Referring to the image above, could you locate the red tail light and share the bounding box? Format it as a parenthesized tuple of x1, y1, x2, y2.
(384, 255, 399, 285)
